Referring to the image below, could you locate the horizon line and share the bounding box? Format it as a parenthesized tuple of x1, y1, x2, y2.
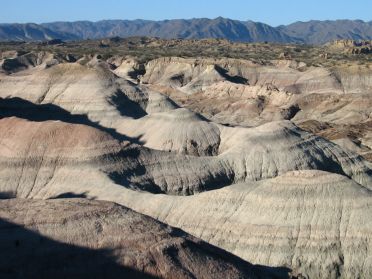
(0, 17, 371, 27)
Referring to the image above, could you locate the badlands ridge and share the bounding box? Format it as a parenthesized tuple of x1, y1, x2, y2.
(0, 40, 372, 278)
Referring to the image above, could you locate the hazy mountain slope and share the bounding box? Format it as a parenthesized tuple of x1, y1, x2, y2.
(0, 23, 78, 41)
(243, 20, 301, 43)
(1, 19, 372, 43)
(42, 18, 298, 43)
(279, 19, 372, 44)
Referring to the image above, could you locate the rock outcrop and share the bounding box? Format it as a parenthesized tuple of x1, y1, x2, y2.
(1, 116, 371, 197)
(328, 39, 372, 54)
(142, 57, 343, 95)
(0, 62, 148, 128)
(106, 171, 372, 279)
(0, 198, 279, 279)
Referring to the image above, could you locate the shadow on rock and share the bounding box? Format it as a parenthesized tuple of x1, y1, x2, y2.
(214, 65, 249, 84)
(49, 192, 95, 200)
(0, 97, 144, 145)
(109, 89, 147, 119)
(0, 217, 158, 279)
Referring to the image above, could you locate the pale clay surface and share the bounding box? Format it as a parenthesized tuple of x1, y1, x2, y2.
(0, 53, 372, 278)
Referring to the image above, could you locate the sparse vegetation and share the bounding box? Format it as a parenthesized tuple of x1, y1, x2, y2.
(1, 37, 371, 68)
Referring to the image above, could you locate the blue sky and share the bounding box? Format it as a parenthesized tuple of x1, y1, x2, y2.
(1, 0, 371, 26)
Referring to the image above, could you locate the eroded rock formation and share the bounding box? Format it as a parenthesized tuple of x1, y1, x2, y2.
(0, 46, 371, 279)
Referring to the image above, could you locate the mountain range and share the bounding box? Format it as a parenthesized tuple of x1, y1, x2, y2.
(0, 17, 372, 44)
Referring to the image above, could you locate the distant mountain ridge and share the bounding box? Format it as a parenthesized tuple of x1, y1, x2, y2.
(0, 23, 79, 41)
(278, 19, 372, 44)
(0, 18, 371, 44)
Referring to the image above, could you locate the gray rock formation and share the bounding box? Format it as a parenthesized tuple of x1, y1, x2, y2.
(0, 45, 371, 279)
(100, 171, 372, 279)
(0, 198, 279, 279)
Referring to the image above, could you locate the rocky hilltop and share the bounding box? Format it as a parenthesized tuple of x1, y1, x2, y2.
(328, 39, 372, 54)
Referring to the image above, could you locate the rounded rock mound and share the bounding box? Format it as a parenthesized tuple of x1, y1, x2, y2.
(0, 198, 281, 279)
